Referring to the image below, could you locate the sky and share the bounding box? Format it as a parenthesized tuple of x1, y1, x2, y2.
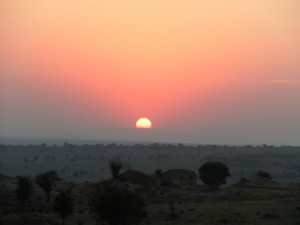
(1, 0, 300, 145)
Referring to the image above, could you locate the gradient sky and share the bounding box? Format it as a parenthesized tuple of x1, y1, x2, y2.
(1, 0, 300, 145)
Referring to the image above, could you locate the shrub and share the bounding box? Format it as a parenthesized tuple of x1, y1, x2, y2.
(90, 185, 147, 225)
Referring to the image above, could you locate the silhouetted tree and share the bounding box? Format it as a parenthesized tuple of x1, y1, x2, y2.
(53, 190, 73, 225)
(154, 169, 163, 179)
(168, 199, 177, 218)
(90, 185, 147, 225)
(15, 176, 32, 205)
(256, 170, 272, 179)
(109, 158, 122, 180)
(35, 170, 60, 202)
(198, 162, 230, 188)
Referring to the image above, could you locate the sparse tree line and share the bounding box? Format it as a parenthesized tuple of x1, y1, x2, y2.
(5, 158, 273, 225)
(1, 143, 298, 184)
(2, 143, 298, 154)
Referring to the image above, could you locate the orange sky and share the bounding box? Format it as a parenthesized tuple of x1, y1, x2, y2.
(1, 0, 300, 144)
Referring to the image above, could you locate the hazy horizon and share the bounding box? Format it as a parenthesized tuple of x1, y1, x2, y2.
(1, 126, 299, 146)
(1, 1, 300, 145)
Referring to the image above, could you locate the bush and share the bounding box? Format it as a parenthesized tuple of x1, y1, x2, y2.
(90, 185, 147, 225)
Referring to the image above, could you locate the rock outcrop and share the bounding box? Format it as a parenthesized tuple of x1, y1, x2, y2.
(161, 169, 197, 189)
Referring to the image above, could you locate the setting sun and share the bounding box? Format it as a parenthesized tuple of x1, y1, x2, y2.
(136, 118, 152, 129)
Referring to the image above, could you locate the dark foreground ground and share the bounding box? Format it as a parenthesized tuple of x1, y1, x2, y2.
(1, 176, 300, 225)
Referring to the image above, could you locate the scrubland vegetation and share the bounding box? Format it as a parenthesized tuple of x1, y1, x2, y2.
(0, 143, 300, 225)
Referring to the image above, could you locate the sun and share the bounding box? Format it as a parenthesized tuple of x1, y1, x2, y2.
(136, 118, 152, 129)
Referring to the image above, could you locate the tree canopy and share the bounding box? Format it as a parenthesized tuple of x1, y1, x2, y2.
(15, 176, 32, 205)
(35, 170, 60, 202)
(109, 158, 122, 180)
(53, 190, 73, 225)
(198, 161, 230, 188)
